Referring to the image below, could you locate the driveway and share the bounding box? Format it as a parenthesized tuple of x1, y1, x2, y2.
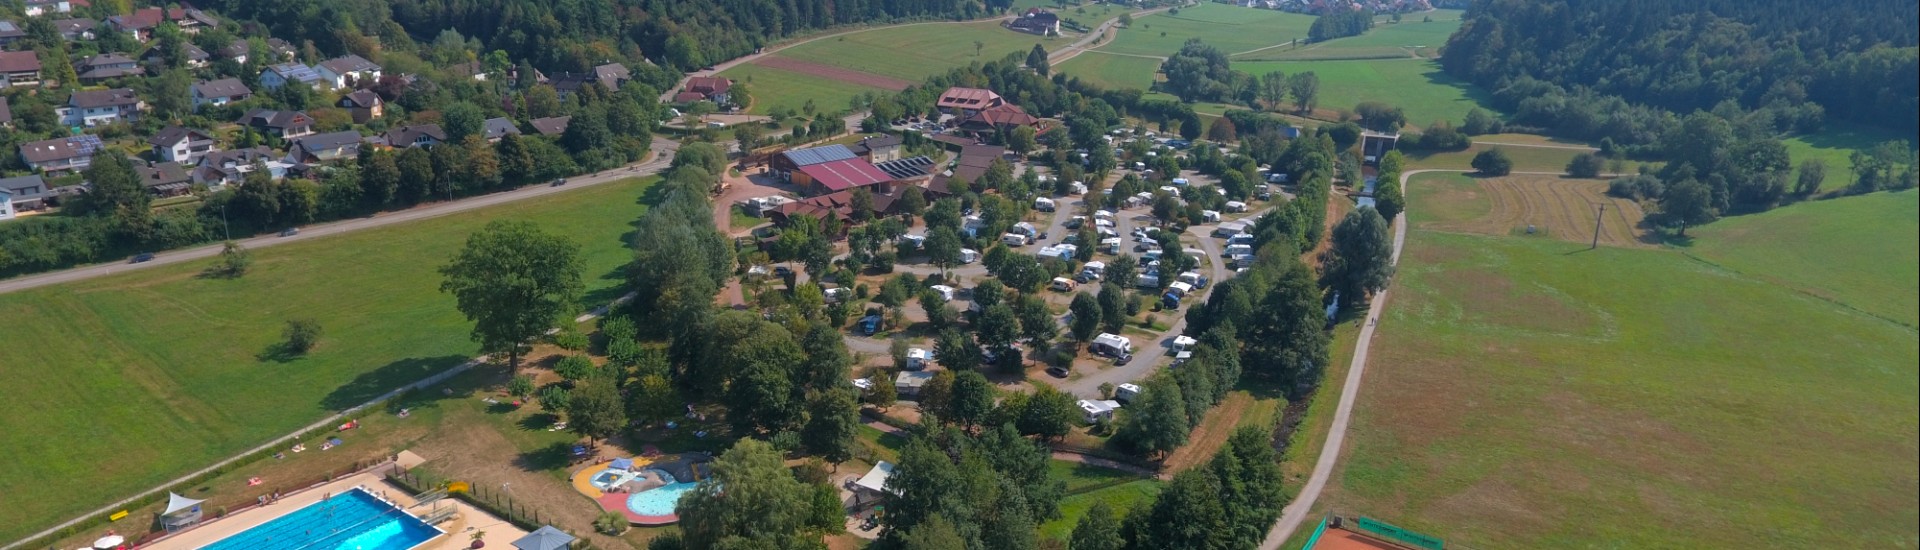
(0, 138, 682, 297)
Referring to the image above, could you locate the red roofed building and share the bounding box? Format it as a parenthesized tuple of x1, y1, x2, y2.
(936, 87, 1004, 116)
(683, 76, 733, 104)
(769, 188, 902, 227)
(956, 102, 1039, 135)
(794, 158, 895, 195)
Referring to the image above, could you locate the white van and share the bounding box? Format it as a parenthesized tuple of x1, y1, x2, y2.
(1225, 244, 1253, 256)
(960, 248, 980, 263)
(1034, 197, 1056, 212)
(1003, 233, 1029, 247)
(1051, 277, 1077, 291)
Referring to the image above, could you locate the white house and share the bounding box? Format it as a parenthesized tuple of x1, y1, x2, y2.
(62, 88, 144, 127)
(191, 78, 252, 109)
(259, 62, 324, 90)
(25, 0, 73, 17)
(316, 55, 381, 89)
(148, 126, 217, 164)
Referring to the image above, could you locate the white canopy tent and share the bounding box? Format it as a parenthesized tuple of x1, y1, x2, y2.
(160, 492, 206, 531)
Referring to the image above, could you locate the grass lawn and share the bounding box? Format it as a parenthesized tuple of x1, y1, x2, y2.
(1232, 59, 1496, 128)
(1057, 52, 1161, 91)
(1038, 479, 1164, 541)
(1782, 121, 1915, 193)
(774, 20, 1072, 83)
(723, 62, 886, 115)
(1324, 219, 1919, 547)
(1049, 459, 1143, 493)
(1235, 13, 1463, 61)
(0, 177, 660, 541)
(1105, 3, 1315, 57)
(1685, 189, 1919, 327)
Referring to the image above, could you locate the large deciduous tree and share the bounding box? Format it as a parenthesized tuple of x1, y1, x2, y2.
(1323, 207, 1395, 308)
(439, 221, 584, 371)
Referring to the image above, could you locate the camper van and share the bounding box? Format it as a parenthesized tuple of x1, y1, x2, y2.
(1091, 333, 1133, 357)
(1201, 210, 1221, 223)
(1225, 244, 1254, 257)
(929, 285, 956, 302)
(1100, 237, 1123, 254)
(1034, 197, 1056, 212)
(1050, 277, 1077, 291)
(1136, 274, 1161, 289)
(960, 248, 980, 264)
(1224, 201, 1248, 213)
(1069, 181, 1088, 195)
(1078, 261, 1107, 282)
(1227, 232, 1254, 245)
(1114, 383, 1142, 403)
(1166, 281, 1194, 297)
(1002, 233, 1030, 247)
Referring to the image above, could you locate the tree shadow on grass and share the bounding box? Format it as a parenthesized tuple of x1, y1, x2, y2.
(320, 355, 472, 412)
(255, 342, 306, 364)
(516, 441, 575, 473)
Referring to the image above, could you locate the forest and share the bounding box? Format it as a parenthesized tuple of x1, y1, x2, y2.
(1440, 0, 1919, 144)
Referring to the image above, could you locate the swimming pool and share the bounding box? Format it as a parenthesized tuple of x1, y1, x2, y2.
(626, 474, 697, 517)
(201, 488, 442, 550)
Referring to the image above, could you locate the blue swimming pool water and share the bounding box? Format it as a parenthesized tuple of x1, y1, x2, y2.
(201, 488, 441, 550)
(625, 482, 697, 516)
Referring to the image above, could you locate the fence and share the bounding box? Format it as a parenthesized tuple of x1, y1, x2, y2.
(385, 466, 574, 539)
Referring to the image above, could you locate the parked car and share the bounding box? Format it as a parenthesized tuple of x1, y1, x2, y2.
(551, 178, 568, 186)
(1046, 366, 1070, 378)
(130, 253, 155, 263)
(280, 227, 300, 237)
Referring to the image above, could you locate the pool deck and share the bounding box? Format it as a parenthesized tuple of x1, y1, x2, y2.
(144, 471, 527, 550)
(594, 490, 679, 525)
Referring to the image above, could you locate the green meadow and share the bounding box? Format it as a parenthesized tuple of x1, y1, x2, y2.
(723, 62, 887, 115)
(1104, 3, 1316, 57)
(0, 178, 660, 540)
(1687, 189, 1919, 327)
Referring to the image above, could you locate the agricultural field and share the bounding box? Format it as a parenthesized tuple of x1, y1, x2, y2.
(1057, 51, 1162, 91)
(722, 62, 888, 115)
(1234, 58, 1495, 127)
(1410, 173, 1652, 247)
(1687, 190, 1919, 327)
(1323, 206, 1919, 547)
(0, 177, 660, 541)
(772, 20, 1071, 84)
(1235, 11, 1464, 61)
(1103, 3, 1316, 58)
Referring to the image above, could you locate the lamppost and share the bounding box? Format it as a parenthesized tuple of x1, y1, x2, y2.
(220, 203, 230, 240)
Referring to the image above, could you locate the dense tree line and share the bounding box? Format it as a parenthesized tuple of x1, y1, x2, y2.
(1442, 0, 1919, 141)
(1159, 39, 1242, 103)
(1308, 9, 1373, 43)
(874, 421, 1065, 550)
(1099, 427, 1284, 550)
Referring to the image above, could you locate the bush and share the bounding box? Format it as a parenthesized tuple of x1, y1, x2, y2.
(508, 375, 537, 398)
(552, 328, 590, 351)
(1471, 148, 1514, 176)
(1566, 152, 1605, 178)
(770, 431, 803, 455)
(554, 355, 596, 381)
(596, 511, 630, 535)
(537, 384, 572, 412)
(283, 318, 322, 354)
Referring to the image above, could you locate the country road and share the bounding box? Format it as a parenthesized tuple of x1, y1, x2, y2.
(0, 139, 681, 297)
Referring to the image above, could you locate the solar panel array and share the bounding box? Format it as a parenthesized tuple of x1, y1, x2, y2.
(874, 156, 935, 179)
(783, 145, 857, 167)
(68, 135, 105, 157)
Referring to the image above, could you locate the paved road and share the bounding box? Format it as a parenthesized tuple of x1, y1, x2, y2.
(1048, 5, 1175, 65)
(0, 139, 682, 297)
(1254, 170, 1449, 550)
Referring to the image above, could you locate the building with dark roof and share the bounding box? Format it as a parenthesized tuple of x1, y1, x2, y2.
(238, 109, 315, 140)
(192, 78, 252, 109)
(0, 20, 25, 48)
(149, 126, 218, 164)
(317, 54, 382, 89)
(0, 51, 43, 88)
(873, 156, 936, 180)
(955, 102, 1039, 135)
(261, 62, 324, 90)
(145, 43, 210, 68)
(1007, 10, 1061, 35)
(682, 76, 733, 104)
(553, 63, 631, 95)
(65, 88, 145, 126)
(795, 158, 895, 195)
(772, 144, 858, 178)
(286, 131, 364, 164)
(0, 96, 11, 128)
(194, 147, 292, 186)
(134, 161, 193, 197)
(530, 116, 571, 136)
(19, 135, 105, 173)
(0, 174, 51, 212)
(847, 134, 905, 162)
(483, 118, 522, 142)
(53, 18, 96, 41)
(75, 52, 143, 84)
(380, 124, 445, 148)
(337, 90, 384, 123)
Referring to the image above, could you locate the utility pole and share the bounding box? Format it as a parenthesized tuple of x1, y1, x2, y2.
(221, 203, 231, 241)
(1590, 203, 1605, 249)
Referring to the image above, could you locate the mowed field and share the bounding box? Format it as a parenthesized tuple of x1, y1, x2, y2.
(1235, 59, 1494, 127)
(0, 177, 660, 540)
(772, 20, 1071, 84)
(1782, 122, 1916, 193)
(1322, 176, 1920, 547)
(1235, 11, 1464, 61)
(723, 62, 888, 115)
(1687, 189, 1919, 327)
(1412, 173, 1651, 246)
(1057, 51, 1162, 91)
(1104, 3, 1315, 57)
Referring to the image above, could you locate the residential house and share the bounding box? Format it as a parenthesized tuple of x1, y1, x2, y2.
(552, 63, 630, 95)
(237, 109, 315, 140)
(529, 116, 570, 136)
(0, 51, 42, 88)
(336, 90, 383, 123)
(0, 174, 50, 212)
(0, 186, 13, 222)
(482, 117, 521, 142)
(936, 87, 1004, 116)
(286, 131, 363, 164)
(149, 126, 218, 164)
(679, 76, 732, 104)
(53, 18, 95, 41)
(380, 124, 445, 148)
(134, 160, 192, 197)
(63, 88, 145, 127)
(266, 39, 298, 61)
(449, 60, 490, 81)
(191, 78, 252, 109)
(316, 55, 381, 89)
(0, 20, 25, 48)
(219, 40, 250, 64)
(25, 0, 74, 17)
(0, 96, 11, 128)
(19, 135, 104, 173)
(75, 53, 143, 84)
(1007, 9, 1061, 35)
(260, 62, 325, 90)
(848, 134, 905, 163)
(193, 147, 291, 187)
(108, 7, 215, 41)
(145, 43, 210, 69)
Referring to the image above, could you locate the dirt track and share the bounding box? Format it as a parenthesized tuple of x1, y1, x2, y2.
(753, 57, 916, 90)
